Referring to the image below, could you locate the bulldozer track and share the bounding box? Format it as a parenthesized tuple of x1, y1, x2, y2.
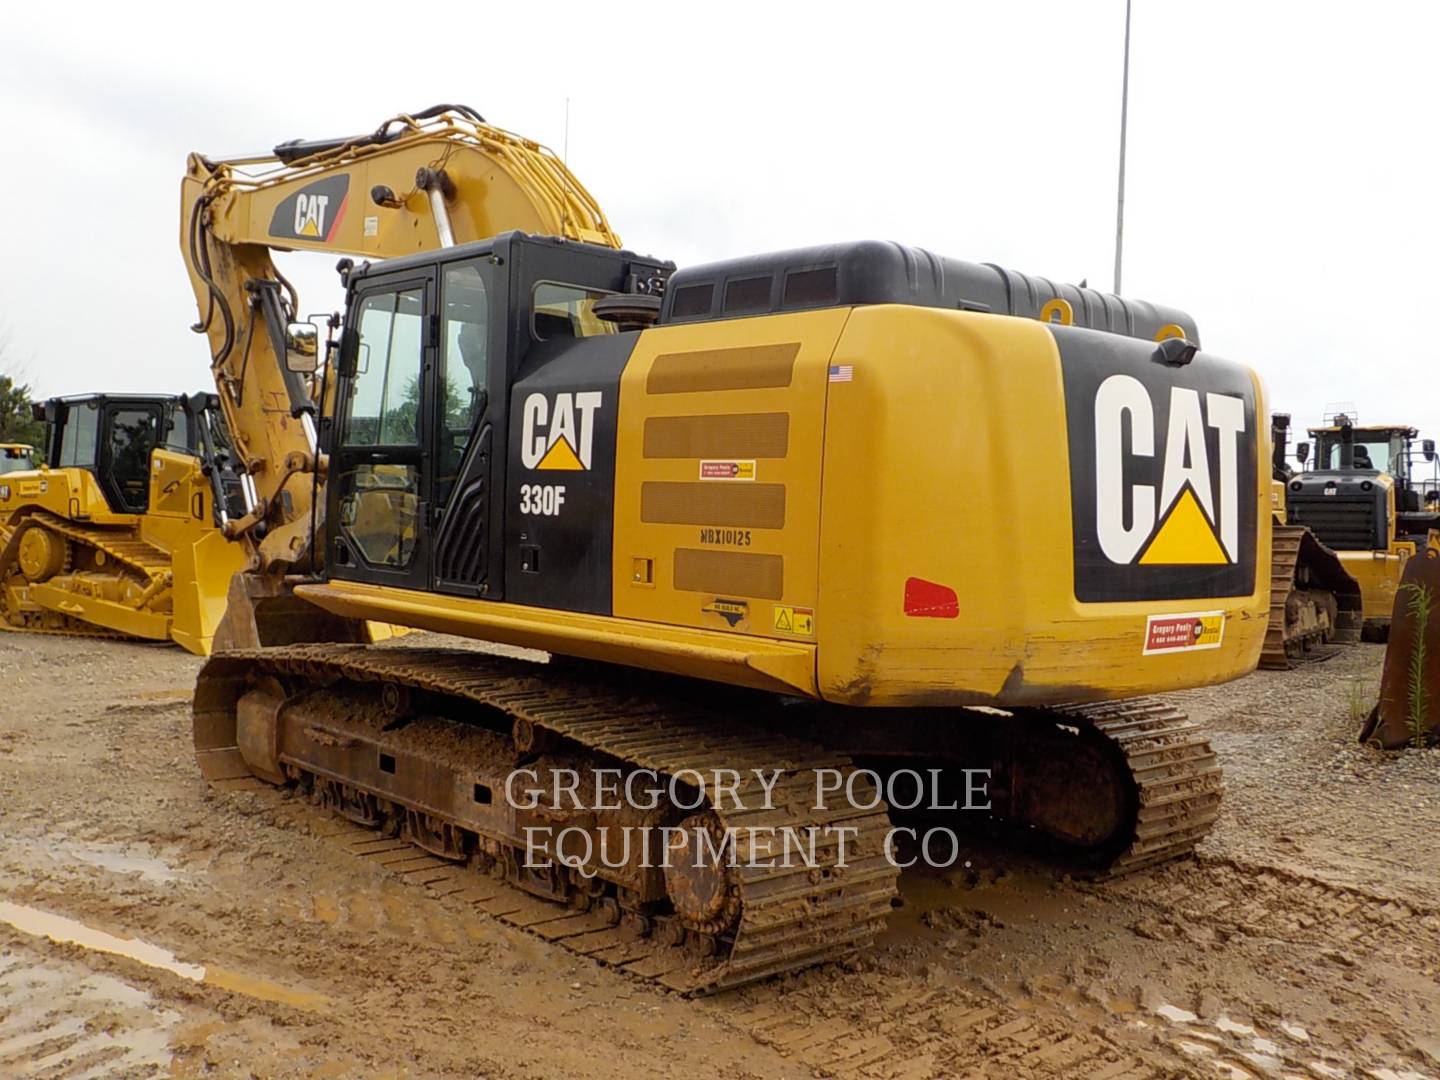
(195, 644, 901, 995)
(1261, 525, 1361, 670)
(0, 511, 170, 639)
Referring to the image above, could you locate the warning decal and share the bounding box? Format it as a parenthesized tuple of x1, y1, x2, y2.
(772, 605, 815, 636)
(1142, 611, 1225, 655)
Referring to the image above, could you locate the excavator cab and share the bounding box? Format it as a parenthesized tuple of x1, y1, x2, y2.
(324, 233, 671, 600)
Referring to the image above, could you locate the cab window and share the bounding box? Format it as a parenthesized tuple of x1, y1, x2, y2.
(437, 260, 490, 507)
(59, 402, 100, 468)
(532, 282, 616, 341)
(345, 288, 425, 446)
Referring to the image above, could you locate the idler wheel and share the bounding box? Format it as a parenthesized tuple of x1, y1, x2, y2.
(663, 812, 740, 935)
(16, 527, 65, 582)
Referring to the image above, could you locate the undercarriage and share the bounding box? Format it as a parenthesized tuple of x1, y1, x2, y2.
(195, 645, 1222, 992)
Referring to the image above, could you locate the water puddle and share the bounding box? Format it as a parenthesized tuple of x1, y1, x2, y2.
(67, 846, 183, 884)
(1154, 1002, 1199, 1024)
(3, 836, 185, 886)
(0, 900, 327, 1011)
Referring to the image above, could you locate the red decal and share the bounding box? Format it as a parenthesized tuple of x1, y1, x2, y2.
(1145, 617, 1197, 651)
(904, 577, 958, 618)
(325, 190, 350, 243)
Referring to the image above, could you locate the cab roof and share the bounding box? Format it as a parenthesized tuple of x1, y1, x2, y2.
(1307, 424, 1418, 437)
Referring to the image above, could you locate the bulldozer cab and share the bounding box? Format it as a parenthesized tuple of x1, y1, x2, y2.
(324, 233, 670, 599)
(35, 393, 238, 518)
(40, 395, 172, 514)
(0, 444, 35, 475)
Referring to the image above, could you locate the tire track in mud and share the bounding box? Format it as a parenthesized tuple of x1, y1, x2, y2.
(721, 983, 1175, 1080)
(234, 781, 1193, 1080)
(1100, 855, 1440, 974)
(998, 855, 1440, 1078)
(0, 940, 177, 1079)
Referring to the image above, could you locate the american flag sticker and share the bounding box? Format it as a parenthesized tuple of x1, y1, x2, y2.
(828, 364, 854, 383)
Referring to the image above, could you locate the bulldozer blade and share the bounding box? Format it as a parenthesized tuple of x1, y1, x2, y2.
(1361, 548, 1440, 748)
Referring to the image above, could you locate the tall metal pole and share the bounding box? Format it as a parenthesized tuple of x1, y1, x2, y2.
(1114, 0, 1132, 295)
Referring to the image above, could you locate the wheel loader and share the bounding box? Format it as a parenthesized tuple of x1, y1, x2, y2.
(1283, 415, 1439, 639)
(0, 392, 248, 654)
(182, 105, 1274, 992)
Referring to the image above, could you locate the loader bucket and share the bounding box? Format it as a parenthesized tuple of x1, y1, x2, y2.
(1361, 547, 1440, 748)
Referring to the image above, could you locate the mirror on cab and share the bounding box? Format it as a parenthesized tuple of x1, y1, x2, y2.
(1424, 439, 1436, 462)
(285, 321, 320, 374)
(1296, 441, 1310, 466)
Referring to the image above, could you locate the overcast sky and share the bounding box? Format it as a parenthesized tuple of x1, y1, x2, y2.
(2, 1, 1435, 460)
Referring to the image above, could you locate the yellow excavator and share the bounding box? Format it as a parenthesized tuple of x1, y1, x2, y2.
(186, 105, 1271, 992)
(0, 392, 248, 654)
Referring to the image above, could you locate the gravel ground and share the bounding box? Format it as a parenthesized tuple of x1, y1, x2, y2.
(0, 632, 1436, 1079)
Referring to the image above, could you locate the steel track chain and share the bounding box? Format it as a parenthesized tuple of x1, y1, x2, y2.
(196, 644, 901, 994)
(0, 511, 170, 638)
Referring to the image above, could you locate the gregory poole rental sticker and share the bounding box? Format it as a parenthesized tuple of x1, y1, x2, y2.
(1142, 611, 1225, 655)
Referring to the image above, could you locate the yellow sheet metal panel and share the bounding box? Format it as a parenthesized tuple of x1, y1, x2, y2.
(612, 310, 847, 641)
(295, 580, 818, 697)
(1341, 547, 1411, 620)
(814, 306, 1271, 707)
(0, 467, 130, 526)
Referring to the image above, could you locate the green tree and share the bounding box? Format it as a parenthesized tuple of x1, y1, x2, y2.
(0, 373, 45, 447)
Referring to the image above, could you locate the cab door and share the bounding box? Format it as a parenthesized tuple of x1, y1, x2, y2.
(328, 271, 435, 590)
(99, 400, 165, 514)
(430, 254, 503, 599)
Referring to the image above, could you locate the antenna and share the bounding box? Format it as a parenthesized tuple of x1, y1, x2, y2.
(1113, 0, 1132, 295)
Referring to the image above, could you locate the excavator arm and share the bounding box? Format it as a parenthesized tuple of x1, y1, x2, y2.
(180, 105, 619, 575)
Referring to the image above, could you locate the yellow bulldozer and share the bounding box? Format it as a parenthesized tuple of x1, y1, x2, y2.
(0, 392, 248, 654)
(170, 104, 1281, 992)
(1282, 415, 1438, 639)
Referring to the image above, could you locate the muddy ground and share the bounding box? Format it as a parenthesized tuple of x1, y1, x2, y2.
(1, 631, 1438, 1079)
